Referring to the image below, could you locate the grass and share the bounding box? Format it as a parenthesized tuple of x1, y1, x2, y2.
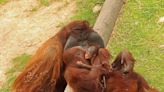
(0, 0, 8, 4)
(40, 0, 51, 6)
(107, 0, 164, 91)
(0, 54, 31, 92)
(72, 0, 105, 25)
(0, 0, 50, 6)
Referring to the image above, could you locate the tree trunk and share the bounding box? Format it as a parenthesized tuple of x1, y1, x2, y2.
(94, 0, 125, 46)
(64, 0, 125, 91)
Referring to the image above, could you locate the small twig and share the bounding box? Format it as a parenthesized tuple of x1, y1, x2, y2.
(103, 76, 106, 88)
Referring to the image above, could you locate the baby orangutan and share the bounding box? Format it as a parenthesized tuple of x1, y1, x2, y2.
(63, 46, 111, 92)
(112, 49, 159, 92)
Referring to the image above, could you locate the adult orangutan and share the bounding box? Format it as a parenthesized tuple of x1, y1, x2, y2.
(11, 20, 92, 92)
(112, 50, 159, 92)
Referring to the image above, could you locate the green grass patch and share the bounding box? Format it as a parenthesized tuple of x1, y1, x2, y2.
(72, 0, 105, 25)
(40, 0, 51, 6)
(0, 54, 31, 92)
(0, 0, 8, 4)
(108, 0, 164, 91)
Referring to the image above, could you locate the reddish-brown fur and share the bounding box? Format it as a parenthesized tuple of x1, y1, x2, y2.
(106, 71, 138, 92)
(112, 50, 159, 92)
(63, 47, 110, 92)
(11, 20, 91, 92)
(92, 49, 138, 92)
(63, 48, 159, 92)
(63, 47, 137, 92)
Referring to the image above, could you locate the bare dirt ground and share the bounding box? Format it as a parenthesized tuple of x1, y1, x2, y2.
(0, 0, 76, 86)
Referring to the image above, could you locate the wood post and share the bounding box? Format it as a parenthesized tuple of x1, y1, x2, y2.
(94, 0, 125, 46)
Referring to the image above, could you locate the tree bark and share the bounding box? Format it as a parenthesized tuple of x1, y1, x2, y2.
(94, 0, 125, 46)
